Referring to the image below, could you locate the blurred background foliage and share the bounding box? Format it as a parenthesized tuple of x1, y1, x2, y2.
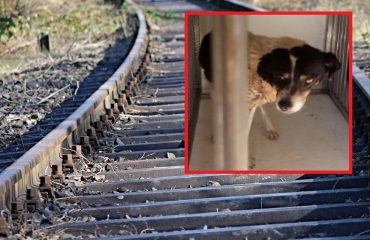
(0, 0, 136, 74)
(0, 0, 133, 53)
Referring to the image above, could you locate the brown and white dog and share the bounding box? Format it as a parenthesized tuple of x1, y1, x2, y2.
(198, 32, 341, 140)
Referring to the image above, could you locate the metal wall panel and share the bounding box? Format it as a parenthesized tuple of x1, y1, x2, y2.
(325, 15, 349, 119)
(188, 16, 202, 155)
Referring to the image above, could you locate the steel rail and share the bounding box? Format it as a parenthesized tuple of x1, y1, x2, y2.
(0, 0, 148, 209)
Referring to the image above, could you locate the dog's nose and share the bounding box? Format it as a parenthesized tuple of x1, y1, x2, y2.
(278, 99, 292, 111)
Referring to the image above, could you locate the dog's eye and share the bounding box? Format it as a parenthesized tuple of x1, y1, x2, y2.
(304, 79, 313, 85)
(280, 74, 289, 80)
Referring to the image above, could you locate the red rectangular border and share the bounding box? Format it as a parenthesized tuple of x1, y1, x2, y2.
(184, 11, 353, 175)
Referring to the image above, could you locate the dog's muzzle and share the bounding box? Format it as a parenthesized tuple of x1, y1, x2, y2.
(276, 94, 307, 114)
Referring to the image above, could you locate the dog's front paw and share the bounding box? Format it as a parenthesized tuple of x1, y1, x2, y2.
(265, 130, 279, 140)
(249, 156, 256, 169)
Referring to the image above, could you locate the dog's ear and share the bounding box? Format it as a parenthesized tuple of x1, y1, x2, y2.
(257, 48, 290, 84)
(290, 46, 303, 57)
(322, 52, 341, 78)
(198, 32, 213, 82)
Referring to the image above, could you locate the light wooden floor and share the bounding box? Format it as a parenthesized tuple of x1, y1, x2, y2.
(189, 94, 349, 171)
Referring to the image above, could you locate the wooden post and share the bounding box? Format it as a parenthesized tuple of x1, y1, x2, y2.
(212, 15, 249, 170)
(104, 0, 124, 7)
(39, 34, 50, 52)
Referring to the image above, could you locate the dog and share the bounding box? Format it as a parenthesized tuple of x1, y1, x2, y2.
(198, 31, 341, 140)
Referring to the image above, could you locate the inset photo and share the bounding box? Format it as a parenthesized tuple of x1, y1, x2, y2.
(185, 12, 351, 172)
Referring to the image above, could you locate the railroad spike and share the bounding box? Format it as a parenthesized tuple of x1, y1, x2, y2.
(94, 120, 104, 131)
(106, 108, 114, 118)
(125, 85, 132, 96)
(87, 128, 99, 147)
(92, 122, 105, 138)
(144, 54, 150, 66)
(129, 81, 137, 96)
(87, 128, 97, 138)
(62, 154, 75, 174)
(121, 90, 132, 104)
(39, 175, 52, 188)
(39, 176, 53, 199)
(111, 103, 120, 116)
(132, 78, 140, 92)
(51, 164, 65, 184)
(72, 145, 82, 157)
(80, 136, 90, 145)
(139, 65, 146, 76)
(87, 127, 99, 147)
(80, 136, 93, 155)
(62, 154, 74, 165)
(106, 109, 116, 123)
(51, 164, 63, 176)
(11, 201, 25, 221)
(116, 99, 127, 113)
(26, 188, 43, 213)
(118, 93, 129, 108)
(126, 82, 136, 96)
(100, 114, 111, 125)
(62, 163, 74, 174)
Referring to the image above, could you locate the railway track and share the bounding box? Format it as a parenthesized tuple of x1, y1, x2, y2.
(0, 0, 369, 239)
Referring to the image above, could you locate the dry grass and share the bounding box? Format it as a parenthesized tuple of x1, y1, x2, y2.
(0, 0, 134, 74)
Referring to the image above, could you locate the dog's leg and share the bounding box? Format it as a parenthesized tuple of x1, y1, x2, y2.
(247, 107, 257, 169)
(247, 107, 257, 139)
(259, 105, 279, 140)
